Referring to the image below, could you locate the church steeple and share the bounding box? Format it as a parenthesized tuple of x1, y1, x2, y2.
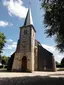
(24, 8, 33, 26)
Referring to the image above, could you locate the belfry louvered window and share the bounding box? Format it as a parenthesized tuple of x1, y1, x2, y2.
(24, 30, 27, 35)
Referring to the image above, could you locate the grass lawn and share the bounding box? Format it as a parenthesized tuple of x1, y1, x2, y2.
(57, 68, 64, 71)
(0, 68, 7, 72)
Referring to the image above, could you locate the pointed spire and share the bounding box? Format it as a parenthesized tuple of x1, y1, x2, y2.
(24, 8, 33, 26)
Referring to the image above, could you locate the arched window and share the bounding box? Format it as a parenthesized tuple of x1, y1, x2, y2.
(44, 60, 46, 70)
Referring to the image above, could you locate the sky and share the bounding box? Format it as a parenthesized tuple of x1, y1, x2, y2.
(0, 0, 64, 63)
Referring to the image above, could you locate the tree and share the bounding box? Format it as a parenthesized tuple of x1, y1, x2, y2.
(41, 0, 64, 52)
(1, 59, 6, 67)
(56, 61, 60, 68)
(61, 58, 64, 67)
(56, 61, 59, 66)
(1, 56, 9, 65)
(0, 32, 6, 53)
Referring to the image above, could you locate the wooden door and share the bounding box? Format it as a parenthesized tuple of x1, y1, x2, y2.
(22, 56, 27, 71)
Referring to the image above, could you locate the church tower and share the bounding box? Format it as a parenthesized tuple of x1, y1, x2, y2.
(12, 8, 36, 72)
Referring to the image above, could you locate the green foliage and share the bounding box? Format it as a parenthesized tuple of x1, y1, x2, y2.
(56, 61, 60, 68)
(1, 56, 9, 65)
(0, 32, 6, 53)
(41, 0, 64, 52)
(61, 58, 64, 67)
(56, 61, 59, 66)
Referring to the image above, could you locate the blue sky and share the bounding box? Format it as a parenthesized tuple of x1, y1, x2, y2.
(0, 0, 64, 63)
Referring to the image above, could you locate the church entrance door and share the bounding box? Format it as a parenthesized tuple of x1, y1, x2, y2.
(22, 56, 27, 72)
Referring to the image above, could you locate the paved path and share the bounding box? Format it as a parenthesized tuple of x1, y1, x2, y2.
(0, 71, 64, 78)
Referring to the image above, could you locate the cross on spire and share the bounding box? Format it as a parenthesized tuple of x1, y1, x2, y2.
(29, 0, 31, 8)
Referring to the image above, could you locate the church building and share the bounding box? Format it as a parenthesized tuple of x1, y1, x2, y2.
(7, 8, 56, 72)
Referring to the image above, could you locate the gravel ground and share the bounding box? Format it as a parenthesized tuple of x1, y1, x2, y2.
(0, 76, 64, 85)
(0, 71, 64, 85)
(0, 71, 64, 78)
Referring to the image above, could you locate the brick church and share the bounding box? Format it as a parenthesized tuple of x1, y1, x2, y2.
(7, 8, 56, 72)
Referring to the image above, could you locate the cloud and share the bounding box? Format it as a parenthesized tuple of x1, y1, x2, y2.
(42, 44, 64, 63)
(0, 21, 13, 27)
(0, 21, 8, 27)
(9, 23, 13, 26)
(3, 0, 28, 18)
(42, 44, 55, 52)
(2, 39, 17, 56)
(4, 41, 17, 50)
(3, 39, 17, 50)
(7, 39, 13, 43)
